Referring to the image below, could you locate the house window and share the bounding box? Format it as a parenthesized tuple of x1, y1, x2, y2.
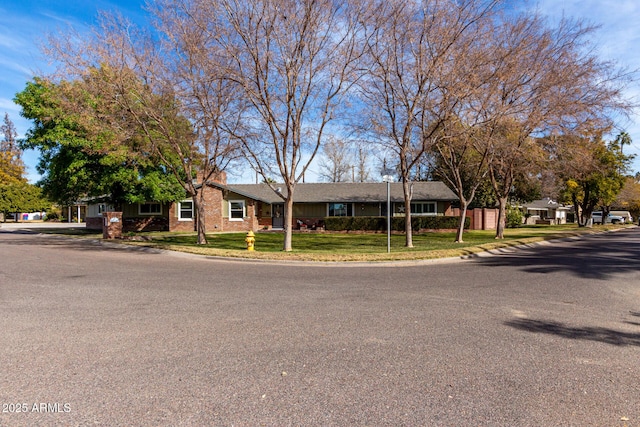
(328, 203, 353, 217)
(229, 200, 245, 220)
(139, 202, 162, 215)
(410, 202, 436, 215)
(178, 201, 193, 221)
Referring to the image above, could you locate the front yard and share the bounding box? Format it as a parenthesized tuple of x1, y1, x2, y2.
(100, 224, 631, 262)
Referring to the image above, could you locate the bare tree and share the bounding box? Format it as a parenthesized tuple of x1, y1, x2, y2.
(0, 113, 25, 184)
(475, 13, 634, 238)
(486, 123, 544, 237)
(204, 0, 365, 251)
(149, 2, 246, 243)
(431, 120, 493, 242)
(1, 113, 19, 154)
(354, 141, 372, 182)
(318, 136, 353, 182)
(426, 8, 634, 242)
(358, 0, 499, 247)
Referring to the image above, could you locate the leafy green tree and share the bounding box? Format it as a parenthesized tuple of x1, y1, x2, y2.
(557, 133, 632, 226)
(0, 151, 23, 186)
(14, 79, 185, 208)
(0, 181, 50, 222)
(468, 179, 498, 209)
(613, 175, 640, 221)
(616, 131, 632, 155)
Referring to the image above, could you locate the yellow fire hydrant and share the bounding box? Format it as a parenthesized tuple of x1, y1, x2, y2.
(245, 230, 256, 251)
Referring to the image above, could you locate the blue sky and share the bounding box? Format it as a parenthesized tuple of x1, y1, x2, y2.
(1, 0, 147, 183)
(2, 0, 640, 183)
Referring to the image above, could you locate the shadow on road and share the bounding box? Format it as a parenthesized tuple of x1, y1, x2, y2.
(0, 230, 164, 254)
(505, 317, 640, 347)
(475, 229, 640, 280)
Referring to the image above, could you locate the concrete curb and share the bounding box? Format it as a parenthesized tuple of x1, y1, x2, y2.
(99, 225, 638, 267)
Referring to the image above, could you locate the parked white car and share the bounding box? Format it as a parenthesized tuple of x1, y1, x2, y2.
(610, 210, 633, 223)
(591, 211, 625, 224)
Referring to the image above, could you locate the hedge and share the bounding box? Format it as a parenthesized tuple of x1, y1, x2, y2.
(324, 216, 470, 232)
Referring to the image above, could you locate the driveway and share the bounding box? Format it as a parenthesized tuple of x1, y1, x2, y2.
(0, 228, 638, 426)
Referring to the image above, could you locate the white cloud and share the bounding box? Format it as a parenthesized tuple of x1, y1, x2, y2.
(0, 58, 35, 77)
(0, 33, 26, 50)
(0, 98, 21, 114)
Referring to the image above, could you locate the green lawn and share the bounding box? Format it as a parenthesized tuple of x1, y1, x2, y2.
(38, 223, 628, 261)
(151, 228, 548, 252)
(117, 224, 624, 262)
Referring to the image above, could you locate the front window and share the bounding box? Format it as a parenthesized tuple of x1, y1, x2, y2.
(229, 200, 245, 220)
(178, 201, 193, 221)
(410, 202, 436, 216)
(139, 202, 162, 215)
(328, 203, 353, 217)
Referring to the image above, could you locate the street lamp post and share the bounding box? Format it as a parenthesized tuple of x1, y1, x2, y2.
(382, 175, 393, 253)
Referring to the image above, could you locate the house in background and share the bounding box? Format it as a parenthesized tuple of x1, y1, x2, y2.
(214, 180, 458, 230)
(522, 198, 571, 225)
(1, 202, 85, 223)
(86, 172, 459, 232)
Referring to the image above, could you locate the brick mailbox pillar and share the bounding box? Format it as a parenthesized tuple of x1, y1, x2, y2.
(102, 212, 123, 239)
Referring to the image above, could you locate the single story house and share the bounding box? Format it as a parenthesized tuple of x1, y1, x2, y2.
(86, 172, 458, 232)
(522, 198, 571, 225)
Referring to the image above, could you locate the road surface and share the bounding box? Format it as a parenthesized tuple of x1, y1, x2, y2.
(1, 228, 638, 426)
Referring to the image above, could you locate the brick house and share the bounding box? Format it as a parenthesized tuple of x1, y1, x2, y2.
(86, 172, 258, 233)
(86, 172, 458, 232)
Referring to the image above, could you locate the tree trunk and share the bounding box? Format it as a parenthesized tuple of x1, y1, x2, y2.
(283, 193, 294, 252)
(495, 196, 507, 239)
(193, 190, 208, 245)
(403, 180, 413, 248)
(572, 193, 585, 227)
(455, 201, 468, 243)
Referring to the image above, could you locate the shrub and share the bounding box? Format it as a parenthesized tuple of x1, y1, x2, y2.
(324, 216, 469, 232)
(506, 206, 523, 228)
(45, 211, 60, 222)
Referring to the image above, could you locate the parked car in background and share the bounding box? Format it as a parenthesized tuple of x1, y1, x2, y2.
(591, 211, 625, 224)
(610, 211, 632, 223)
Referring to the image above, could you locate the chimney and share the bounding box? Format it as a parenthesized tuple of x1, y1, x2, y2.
(196, 169, 227, 185)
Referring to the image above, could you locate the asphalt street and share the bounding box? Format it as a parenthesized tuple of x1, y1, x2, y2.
(0, 228, 639, 426)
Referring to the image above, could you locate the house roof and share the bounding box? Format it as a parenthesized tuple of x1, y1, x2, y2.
(208, 181, 458, 204)
(524, 198, 570, 211)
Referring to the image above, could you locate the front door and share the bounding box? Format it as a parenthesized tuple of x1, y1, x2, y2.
(272, 204, 284, 229)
